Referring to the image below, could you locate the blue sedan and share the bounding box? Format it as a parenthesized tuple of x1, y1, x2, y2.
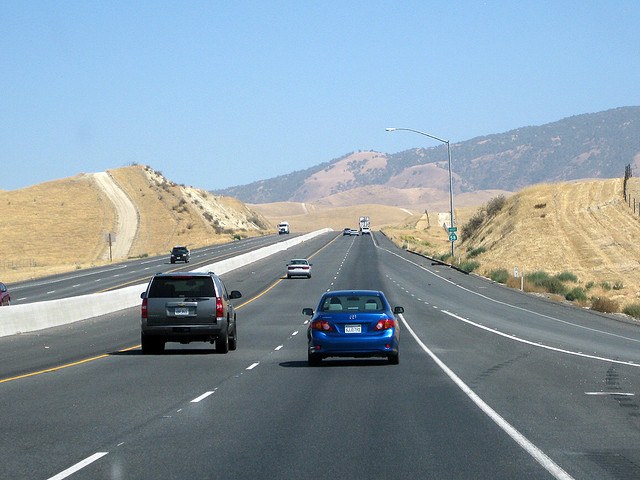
(303, 290, 404, 366)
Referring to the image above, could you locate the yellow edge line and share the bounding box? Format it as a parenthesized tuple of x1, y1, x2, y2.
(0, 233, 341, 384)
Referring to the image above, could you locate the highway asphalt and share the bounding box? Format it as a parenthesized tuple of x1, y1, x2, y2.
(2, 232, 640, 479)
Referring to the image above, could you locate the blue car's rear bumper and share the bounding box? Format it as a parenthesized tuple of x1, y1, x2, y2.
(309, 330, 398, 357)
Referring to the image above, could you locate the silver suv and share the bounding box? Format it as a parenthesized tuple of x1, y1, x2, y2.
(140, 272, 242, 354)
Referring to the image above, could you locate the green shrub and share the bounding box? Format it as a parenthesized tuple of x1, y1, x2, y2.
(434, 253, 452, 262)
(565, 287, 587, 302)
(623, 304, 640, 319)
(461, 210, 485, 241)
(489, 269, 509, 284)
(613, 281, 624, 290)
(527, 271, 551, 284)
(585, 281, 595, 289)
(542, 277, 569, 295)
(459, 260, 480, 273)
(601, 281, 612, 291)
(591, 297, 619, 313)
(468, 246, 486, 258)
(555, 271, 578, 283)
(485, 195, 507, 217)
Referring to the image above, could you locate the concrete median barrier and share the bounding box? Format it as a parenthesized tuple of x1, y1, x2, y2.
(0, 229, 331, 337)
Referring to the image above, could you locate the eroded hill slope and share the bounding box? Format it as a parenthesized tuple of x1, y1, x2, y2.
(385, 178, 640, 309)
(0, 165, 270, 282)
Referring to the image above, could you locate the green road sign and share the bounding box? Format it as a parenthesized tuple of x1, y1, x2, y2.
(449, 233, 458, 242)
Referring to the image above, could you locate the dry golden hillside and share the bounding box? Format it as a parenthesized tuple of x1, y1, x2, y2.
(0, 175, 116, 281)
(0, 165, 270, 283)
(4, 162, 640, 317)
(385, 177, 640, 311)
(109, 166, 270, 258)
(249, 202, 417, 233)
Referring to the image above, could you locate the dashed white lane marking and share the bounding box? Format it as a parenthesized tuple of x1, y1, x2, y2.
(275, 345, 284, 351)
(585, 392, 635, 396)
(292, 331, 299, 336)
(47, 452, 109, 480)
(247, 362, 260, 370)
(399, 314, 574, 480)
(191, 391, 215, 403)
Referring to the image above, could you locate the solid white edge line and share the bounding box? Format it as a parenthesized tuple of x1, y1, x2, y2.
(399, 313, 574, 480)
(47, 452, 109, 480)
(191, 391, 215, 403)
(442, 310, 639, 368)
(380, 246, 640, 346)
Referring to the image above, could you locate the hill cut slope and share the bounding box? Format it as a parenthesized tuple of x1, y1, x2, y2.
(383, 177, 640, 308)
(0, 165, 270, 283)
(462, 178, 640, 306)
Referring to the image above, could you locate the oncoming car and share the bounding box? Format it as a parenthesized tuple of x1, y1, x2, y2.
(287, 259, 312, 279)
(303, 290, 404, 366)
(170, 246, 190, 263)
(0, 282, 10, 306)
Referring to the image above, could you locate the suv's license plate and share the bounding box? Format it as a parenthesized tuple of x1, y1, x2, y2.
(345, 325, 361, 334)
(174, 307, 189, 316)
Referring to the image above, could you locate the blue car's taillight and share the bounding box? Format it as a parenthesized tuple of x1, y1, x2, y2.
(310, 320, 333, 332)
(374, 318, 395, 330)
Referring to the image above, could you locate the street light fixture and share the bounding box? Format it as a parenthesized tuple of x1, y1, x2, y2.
(385, 127, 456, 258)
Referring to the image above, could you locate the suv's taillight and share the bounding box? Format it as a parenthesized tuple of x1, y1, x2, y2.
(310, 320, 333, 332)
(374, 318, 395, 330)
(141, 298, 148, 319)
(216, 297, 224, 318)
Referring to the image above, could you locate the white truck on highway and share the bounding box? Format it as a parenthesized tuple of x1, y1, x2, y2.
(359, 216, 371, 234)
(278, 221, 290, 234)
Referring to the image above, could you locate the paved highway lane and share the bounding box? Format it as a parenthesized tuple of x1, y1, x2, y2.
(3, 232, 640, 478)
(6, 234, 291, 304)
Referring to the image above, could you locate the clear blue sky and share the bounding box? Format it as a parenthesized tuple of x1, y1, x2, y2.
(2, 1, 639, 191)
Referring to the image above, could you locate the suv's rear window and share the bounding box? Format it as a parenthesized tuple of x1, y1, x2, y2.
(148, 276, 215, 298)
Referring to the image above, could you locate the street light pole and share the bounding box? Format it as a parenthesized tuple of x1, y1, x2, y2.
(385, 127, 456, 259)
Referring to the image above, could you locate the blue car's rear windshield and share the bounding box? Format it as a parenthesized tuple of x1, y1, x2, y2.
(320, 295, 383, 312)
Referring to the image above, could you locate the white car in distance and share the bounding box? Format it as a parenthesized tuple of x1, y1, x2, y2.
(287, 259, 312, 279)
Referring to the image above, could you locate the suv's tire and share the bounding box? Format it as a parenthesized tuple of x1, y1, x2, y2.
(229, 325, 237, 351)
(216, 330, 229, 354)
(141, 333, 165, 355)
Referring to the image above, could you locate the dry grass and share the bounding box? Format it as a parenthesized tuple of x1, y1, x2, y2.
(4, 163, 640, 318)
(0, 175, 116, 281)
(249, 202, 418, 233)
(107, 166, 272, 257)
(385, 178, 640, 312)
(0, 165, 269, 283)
